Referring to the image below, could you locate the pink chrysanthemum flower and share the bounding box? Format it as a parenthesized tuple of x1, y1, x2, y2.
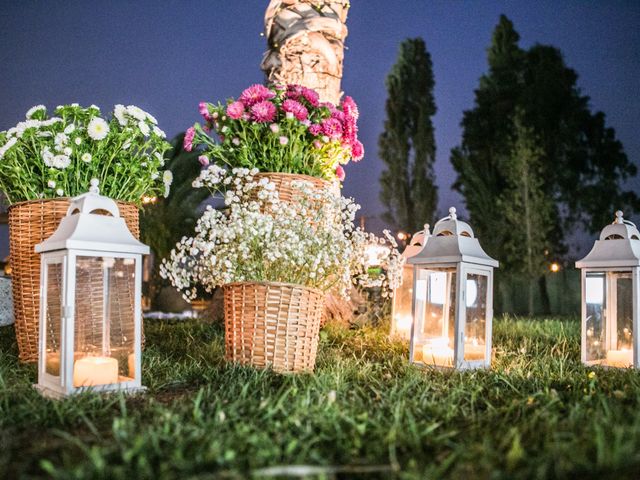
(308, 124, 322, 136)
(321, 117, 343, 140)
(239, 84, 275, 106)
(341, 96, 359, 120)
(198, 155, 210, 166)
(250, 100, 277, 123)
(226, 101, 245, 120)
(301, 87, 320, 107)
(282, 99, 308, 121)
(335, 164, 345, 181)
(343, 117, 358, 144)
(183, 127, 196, 152)
(351, 140, 364, 161)
(199, 102, 212, 121)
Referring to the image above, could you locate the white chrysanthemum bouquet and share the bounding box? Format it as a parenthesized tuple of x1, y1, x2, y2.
(0, 104, 172, 204)
(160, 166, 403, 300)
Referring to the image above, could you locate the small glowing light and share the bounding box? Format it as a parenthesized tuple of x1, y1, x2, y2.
(364, 243, 390, 268)
(142, 195, 157, 205)
(550, 263, 560, 273)
(397, 231, 407, 241)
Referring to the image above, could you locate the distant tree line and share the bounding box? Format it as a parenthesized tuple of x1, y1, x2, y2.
(379, 15, 638, 313)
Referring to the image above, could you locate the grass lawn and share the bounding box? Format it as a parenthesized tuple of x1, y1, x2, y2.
(2, 315, 640, 479)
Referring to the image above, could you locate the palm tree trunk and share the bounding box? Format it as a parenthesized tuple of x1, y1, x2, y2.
(261, 0, 350, 105)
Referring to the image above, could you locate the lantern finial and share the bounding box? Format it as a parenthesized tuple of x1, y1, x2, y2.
(615, 210, 624, 224)
(89, 178, 100, 195)
(424, 223, 430, 235)
(448, 207, 457, 220)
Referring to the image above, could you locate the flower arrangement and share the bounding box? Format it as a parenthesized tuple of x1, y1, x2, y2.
(0, 104, 172, 205)
(185, 84, 364, 182)
(160, 167, 401, 300)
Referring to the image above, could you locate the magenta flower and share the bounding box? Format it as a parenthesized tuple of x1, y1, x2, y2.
(321, 117, 343, 140)
(313, 140, 323, 149)
(226, 101, 245, 120)
(308, 124, 322, 136)
(343, 117, 358, 144)
(282, 99, 308, 121)
(239, 84, 275, 106)
(183, 127, 196, 152)
(251, 100, 276, 123)
(198, 155, 210, 166)
(336, 165, 345, 181)
(199, 102, 212, 121)
(301, 87, 320, 107)
(351, 140, 364, 161)
(341, 96, 359, 120)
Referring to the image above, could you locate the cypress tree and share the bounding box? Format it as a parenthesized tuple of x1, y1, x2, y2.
(379, 37, 438, 234)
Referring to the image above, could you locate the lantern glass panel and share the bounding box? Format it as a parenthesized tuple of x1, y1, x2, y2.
(44, 261, 64, 377)
(73, 256, 136, 387)
(585, 272, 606, 362)
(391, 264, 414, 339)
(412, 267, 456, 367)
(463, 273, 488, 362)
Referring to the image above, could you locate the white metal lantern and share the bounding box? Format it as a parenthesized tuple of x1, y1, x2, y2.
(408, 207, 498, 369)
(390, 226, 430, 340)
(35, 180, 149, 398)
(576, 211, 639, 369)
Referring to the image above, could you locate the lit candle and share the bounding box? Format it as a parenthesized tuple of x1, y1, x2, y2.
(73, 356, 119, 387)
(464, 342, 486, 361)
(128, 353, 135, 378)
(605, 349, 633, 368)
(422, 338, 454, 366)
(393, 315, 412, 339)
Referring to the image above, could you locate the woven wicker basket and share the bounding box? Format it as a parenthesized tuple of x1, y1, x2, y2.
(252, 172, 332, 204)
(8, 198, 140, 362)
(223, 281, 324, 373)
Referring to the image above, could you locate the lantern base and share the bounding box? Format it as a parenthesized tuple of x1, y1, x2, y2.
(34, 383, 147, 399)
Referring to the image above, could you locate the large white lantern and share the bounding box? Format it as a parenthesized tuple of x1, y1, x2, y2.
(408, 207, 498, 369)
(35, 180, 149, 398)
(576, 211, 639, 369)
(390, 226, 429, 340)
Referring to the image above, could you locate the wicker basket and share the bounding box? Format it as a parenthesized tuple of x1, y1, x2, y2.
(252, 172, 332, 204)
(8, 198, 140, 362)
(223, 281, 324, 373)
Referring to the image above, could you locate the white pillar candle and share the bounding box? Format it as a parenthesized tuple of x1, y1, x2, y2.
(605, 349, 633, 368)
(73, 356, 119, 387)
(394, 315, 412, 338)
(422, 339, 454, 367)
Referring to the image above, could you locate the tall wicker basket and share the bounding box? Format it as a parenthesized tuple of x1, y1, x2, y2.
(252, 172, 333, 204)
(8, 198, 140, 362)
(223, 281, 324, 373)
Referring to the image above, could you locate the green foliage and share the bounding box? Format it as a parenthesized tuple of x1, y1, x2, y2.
(452, 15, 639, 263)
(0, 104, 171, 205)
(140, 133, 209, 305)
(2, 316, 640, 479)
(380, 38, 438, 234)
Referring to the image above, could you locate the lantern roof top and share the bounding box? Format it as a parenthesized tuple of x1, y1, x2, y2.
(402, 224, 430, 259)
(408, 207, 498, 268)
(576, 211, 640, 268)
(35, 179, 150, 255)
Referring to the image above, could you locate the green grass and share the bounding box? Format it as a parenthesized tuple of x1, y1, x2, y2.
(2, 316, 640, 479)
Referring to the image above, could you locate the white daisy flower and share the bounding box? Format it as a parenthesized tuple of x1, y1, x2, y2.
(74, 137, 82, 145)
(81, 153, 92, 163)
(63, 147, 73, 156)
(47, 180, 56, 188)
(114, 104, 127, 126)
(25, 105, 46, 119)
(163, 170, 173, 197)
(64, 124, 75, 134)
(138, 121, 150, 137)
(153, 126, 166, 138)
(54, 133, 68, 150)
(87, 117, 110, 140)
(41, 146, 54, 166)
(56, 188, 64, 196)
(0, 137, 18, 159)
(126, 105, 146, 121)
(122, 140, 131, 150)
(52, 154, 71, 169)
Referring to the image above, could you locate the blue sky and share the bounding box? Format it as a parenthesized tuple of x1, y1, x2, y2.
(1, 1, 638, 257)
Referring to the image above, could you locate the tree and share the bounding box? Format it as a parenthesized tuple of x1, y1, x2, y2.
(452, 14, 639, 280)
(500, 112, 554, 314)
(379, 37, 438, 234)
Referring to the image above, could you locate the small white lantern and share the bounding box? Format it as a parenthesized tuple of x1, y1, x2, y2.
(576, 211, 639, 369)
(35, 180, 149, 398)
(408, 207, 498, 369)
(390, 226, 430, 340)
